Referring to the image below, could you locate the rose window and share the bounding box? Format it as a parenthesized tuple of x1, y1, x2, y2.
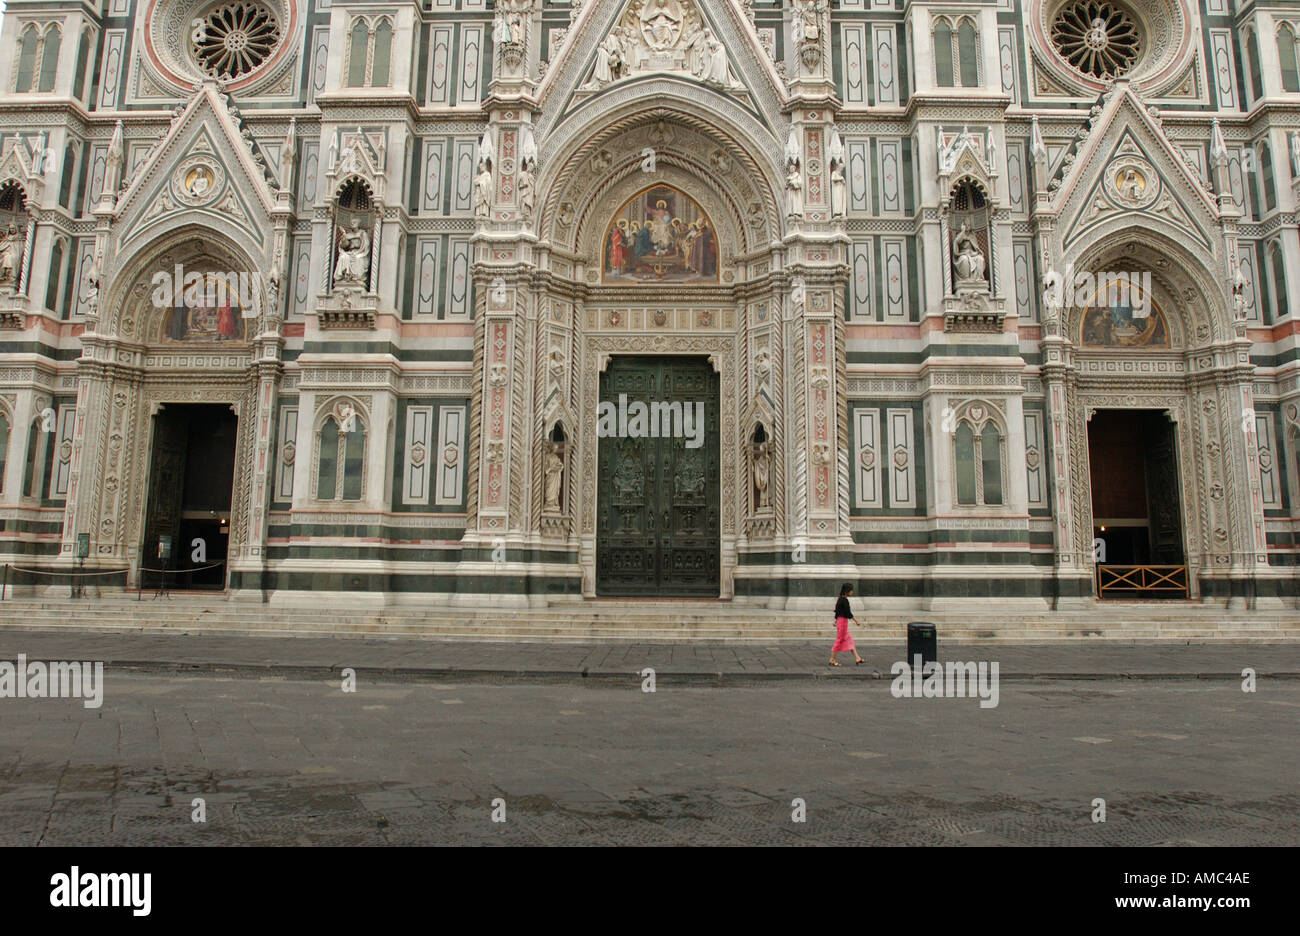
(1051, 1, 1142, 79)
(192, 2, 281, 79)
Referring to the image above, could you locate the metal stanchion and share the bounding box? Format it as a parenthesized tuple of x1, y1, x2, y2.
(154, 536, 172, 600)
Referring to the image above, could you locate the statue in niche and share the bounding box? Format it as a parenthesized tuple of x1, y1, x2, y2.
(544, 443, 564, 511)
(753, 440, 771, 509)
(830, 162, 847, 218)
(0, 223, 21, 289)
(785, 165, 803, 217)
(518, 163, 536, 225)
(1232, 267, 1249, 322)
(264, 268, 280, 322)
(83, 268, 99, 318)
(952, 221, 986, 286)
(334, 220, 371, 285)
(473, 159, 494, 221)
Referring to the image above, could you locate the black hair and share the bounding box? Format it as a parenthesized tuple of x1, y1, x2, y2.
(840, 583, 853, 597)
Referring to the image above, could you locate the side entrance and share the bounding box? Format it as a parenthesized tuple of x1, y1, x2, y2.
(140, 403, 238, 590)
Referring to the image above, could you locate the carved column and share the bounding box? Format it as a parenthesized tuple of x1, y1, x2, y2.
(1041, 310, 1092, 603)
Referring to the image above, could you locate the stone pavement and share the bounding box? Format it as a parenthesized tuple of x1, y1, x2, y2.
(1, 672, 1297, 845)
(0, 629, 1299, 680)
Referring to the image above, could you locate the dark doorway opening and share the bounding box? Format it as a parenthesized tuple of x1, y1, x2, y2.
(1088, 409, 1188, 599)
(141, 404, 238, 590)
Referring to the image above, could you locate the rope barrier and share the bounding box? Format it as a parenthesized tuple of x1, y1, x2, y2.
(7, 565, 129, 577)
(3, 561, 225, 576)
(136, 561, 227, 575)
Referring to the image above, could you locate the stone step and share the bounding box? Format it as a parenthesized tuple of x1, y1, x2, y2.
(1, 619, 1297, 642)
(2, 614, 1292, 635)
(1, 598, 1282, 620)
(2, 598, 1297, 642)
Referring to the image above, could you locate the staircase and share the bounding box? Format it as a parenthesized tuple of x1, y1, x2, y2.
(0, 595, 1297, 642)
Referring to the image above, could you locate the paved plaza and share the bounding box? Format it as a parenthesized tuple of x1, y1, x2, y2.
(0, 631, 1296, 845)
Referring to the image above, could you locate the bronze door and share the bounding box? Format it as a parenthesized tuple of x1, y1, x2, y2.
(596, 356, 720, 596)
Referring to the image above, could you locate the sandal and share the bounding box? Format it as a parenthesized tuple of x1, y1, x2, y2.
(828, 660, 842, 667)
(855, 659, 867, 665)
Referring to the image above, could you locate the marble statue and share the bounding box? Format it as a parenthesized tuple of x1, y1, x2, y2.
(785, 166, 803, 217)
(0, 223, 20, 288)
(544, 444, 564, 510)
(518, 165, 536, 224)
(334, 221, 371, 284)
(473, 161, 494, 221)
(830, 163, 847, 218)
(953, 221, 985, 284)
(753, 441, 771, 508)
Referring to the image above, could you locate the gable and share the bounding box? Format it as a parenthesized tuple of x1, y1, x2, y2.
(1063, 128, 1212, 252)
(1052, 85, 1220, 254)
(537, 0, 785, 138)
(118, 126, 266, 250)
(110, 83, 277, 258)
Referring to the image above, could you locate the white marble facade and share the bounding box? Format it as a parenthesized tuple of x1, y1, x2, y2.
(0, 0, 1295, 609)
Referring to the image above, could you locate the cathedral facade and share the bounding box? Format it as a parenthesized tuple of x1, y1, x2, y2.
(0, 0, 1296, 609)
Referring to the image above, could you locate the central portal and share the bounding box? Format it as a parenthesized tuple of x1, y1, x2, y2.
(596, 356, 720, 596)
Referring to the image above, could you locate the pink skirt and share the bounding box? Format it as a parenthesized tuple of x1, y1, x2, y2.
(831, 616, 855, 652)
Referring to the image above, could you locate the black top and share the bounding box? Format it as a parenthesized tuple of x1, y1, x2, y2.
(835, 596, 852, 619)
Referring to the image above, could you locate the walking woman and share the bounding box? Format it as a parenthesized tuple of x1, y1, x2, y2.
(829, 583, 866, 666)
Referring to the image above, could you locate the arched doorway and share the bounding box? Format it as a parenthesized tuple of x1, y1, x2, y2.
(1046, 232, 1269, 605)
(66, 228, 266, 590)
(519, 103, 795, 600)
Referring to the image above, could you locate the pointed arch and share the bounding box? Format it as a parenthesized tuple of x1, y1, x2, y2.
(1269, 240, 1289, 323)
(1261, 142, 1277, 211)
(1246, 28, 1265, 103)
(957, 17, 979, 87)
(15, 25, 39, 93)
(372, 19, 393, 87)
(37, 25, 60, 92)
(347, 19, 369, 87)
(934, 18, 954, 87)
(537, 91, 783, 257)
(99, 225, 262, 343)
(72, 28, 93, 101)
(1280, 24, 1300, 92)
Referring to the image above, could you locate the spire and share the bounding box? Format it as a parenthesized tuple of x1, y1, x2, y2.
(1030, 115, 1047, 166)
(1210, 118, 1228, 165)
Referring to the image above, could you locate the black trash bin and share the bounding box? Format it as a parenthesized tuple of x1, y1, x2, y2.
(907, 622, 937, 668)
